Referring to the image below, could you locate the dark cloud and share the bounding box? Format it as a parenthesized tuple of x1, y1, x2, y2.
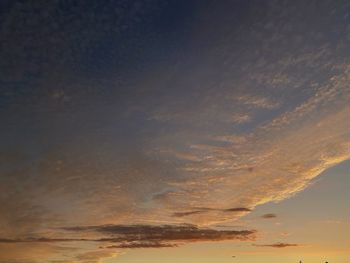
(61, 224, 256, 243)
(261, 213, 277, 219)
(172, 207, 251, 217)
(0, 224, 256, 248)
(253, 242, 299, 248)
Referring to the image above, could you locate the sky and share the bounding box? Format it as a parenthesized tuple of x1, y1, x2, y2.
(0, 0, 350, 262)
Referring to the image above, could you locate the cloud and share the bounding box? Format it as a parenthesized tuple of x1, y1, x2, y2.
(75, 250, 118, 263)
(172, 211, 205, 217)
(0, 224, 255, 262)
(261, 213, 277, 219)
(172, 207, 251, 217)
(253, 242, 299, 248)
(154, 74, 350, 225)
(0, 224, 256, 248)
(105, 241, 177, 249)
(223, 208, 251, 212)
(229, 113, 252, 124)
(60, 224, 257, 243)
(233, 95, 280, 110)
(2, 0, 350, 234)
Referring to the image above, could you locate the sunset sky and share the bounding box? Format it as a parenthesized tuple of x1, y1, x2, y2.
(1, 1, 350, 262)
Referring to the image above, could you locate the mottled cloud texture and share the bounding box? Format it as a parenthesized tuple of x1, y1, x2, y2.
(1, 0, 350, 262)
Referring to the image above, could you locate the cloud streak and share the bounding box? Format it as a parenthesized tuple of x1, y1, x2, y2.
(172, 207, 251, 217)
(105, 242, 177, 249)
(60, 224, 257, 243)
(253, 243, 299, 248)
(0, 224, 256, 255)
(0, 224, 256, 244)
(261, 214, 277, 219)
